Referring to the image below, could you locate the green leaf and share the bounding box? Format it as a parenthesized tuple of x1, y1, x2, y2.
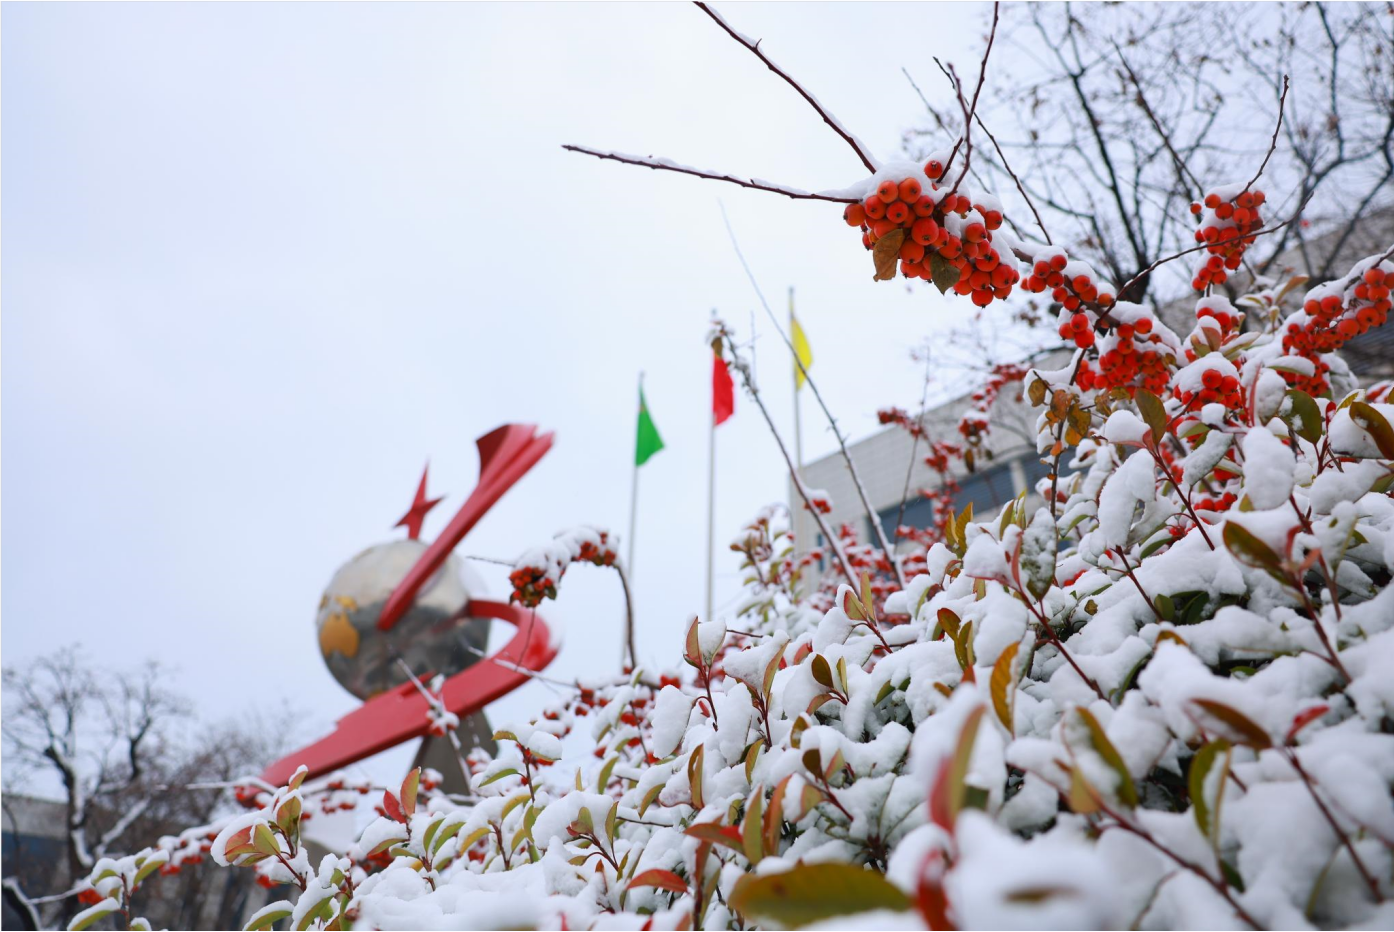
(243, 903, 294, 932)
(929, 252, 962, 294)
(1222, 522, 1286, 581)
(742, 789, 765, 865)
(252, 823, 280, 857)
(68, 901, 118, 932)
(477, 767, 519, 787)
(1135, 388, 1168, 442)
(1075, 707, 1138, 808)
(729, 862, 911, 928)
(1281, 390, 1323, 444)
(1188, 739, 1231, 849)
(366, 829, 408, 857)
(1068, 766, 1103, 814)
(687, 745, 705, 809)
(132, 851, 170, 888)
(400, 768, 421, 818)
(1350, 402, 1394, 458)
(810, 654, 834, 689)
(295, 894, 335, 931)
(952, 620, 975, 671)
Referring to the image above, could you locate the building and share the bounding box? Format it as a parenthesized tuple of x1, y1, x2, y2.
(790, 367, 1050, 570)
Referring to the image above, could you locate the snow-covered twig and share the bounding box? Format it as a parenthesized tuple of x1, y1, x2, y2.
(1243, 75, 1290, 194)
(560, 146, 858, 204)
(693, 2, 878, 174)
(943, 1, 1000, 196)
(717, 205, 907, 591)
(716, 326, 857, 590)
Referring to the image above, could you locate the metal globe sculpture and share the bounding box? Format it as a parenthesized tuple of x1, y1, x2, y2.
(256, 424, 561, 790)
(316, 540, 489, 700)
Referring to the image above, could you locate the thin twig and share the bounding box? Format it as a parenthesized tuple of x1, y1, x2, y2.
(718, 204, 907, 591)
(1112, 41, 1205, 199)
(693, 2, 877, 174)
(717, 326, 857, 589)
(1243, 75, 1290, 194)
(895, 355, 935, 536)
(561, 146, 857, 203)
(947, 2, 1001, 196)
(972, 111, 1052, 245)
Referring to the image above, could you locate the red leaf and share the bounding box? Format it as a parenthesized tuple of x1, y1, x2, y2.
(1286, 704, 1329, 745)
(629, 868, 689, 894)
(382, 790, 405, 824)
(684, 821, 744, 853)
(916, 849, 957, 931)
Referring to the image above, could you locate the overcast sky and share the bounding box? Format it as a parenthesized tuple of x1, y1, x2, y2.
(3, 2, 989, 789)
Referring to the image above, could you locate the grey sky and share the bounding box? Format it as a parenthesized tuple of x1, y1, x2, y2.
(3, 2, 984, 787)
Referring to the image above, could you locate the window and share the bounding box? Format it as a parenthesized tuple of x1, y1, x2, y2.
(879, 453, 1042, 538)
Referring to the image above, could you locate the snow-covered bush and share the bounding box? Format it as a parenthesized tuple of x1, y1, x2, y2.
(131, 245, 1394, 930)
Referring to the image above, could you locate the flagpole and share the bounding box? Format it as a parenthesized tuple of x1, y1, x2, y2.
(628, 372, 643, 577)
(705, 406, 716, 623)
(791, 287, 803, 474)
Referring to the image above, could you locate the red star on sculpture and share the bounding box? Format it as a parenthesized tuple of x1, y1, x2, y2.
(394, 464, 444, 540)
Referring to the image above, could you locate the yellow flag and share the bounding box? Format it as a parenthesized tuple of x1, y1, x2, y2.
(791, 310, 813, 391)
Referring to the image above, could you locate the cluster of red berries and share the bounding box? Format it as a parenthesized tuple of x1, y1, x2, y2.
(509, 530, 618, 608)
(1076, 317, 1172, 396)
(1189, 188, 1265, 291)
(1192, 297, 1244, 342)
(1174, 361, 1244, 409)
(877, 406, 925, 438)
(1281, 262, 1394, 395)
(508, 566, 556, 609)
(1024, 249, 1117, 321)
(844, 161, 1019, 307)
(1196, 492, 1239, 514)
(1173, 297, 1245, 373)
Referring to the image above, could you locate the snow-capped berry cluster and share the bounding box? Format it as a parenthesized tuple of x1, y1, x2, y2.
(1023, 247, 1118, 317)
(509, 525, 617, 608)
(1174, 354, 1244, 409)
(1282, 258, 1394, 394)
(845, 157, 1020, 307)
(1075, 315, 1176, 396)
(1189, 186, 1266, 290)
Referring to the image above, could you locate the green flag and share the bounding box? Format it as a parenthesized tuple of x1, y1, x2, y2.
(635, 386, 665, 466)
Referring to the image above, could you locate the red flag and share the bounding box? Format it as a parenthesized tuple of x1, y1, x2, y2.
(712, 353, 735, 426)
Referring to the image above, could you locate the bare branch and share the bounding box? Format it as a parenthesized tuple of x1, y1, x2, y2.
(561, 146, 858, 203)
(947, 1, 1002, 196)
(1243, 74, 1291, 194)
(973, 111, 1052, 245)
(1112, 41, 1205, 199)
(694, 1, 878, 173)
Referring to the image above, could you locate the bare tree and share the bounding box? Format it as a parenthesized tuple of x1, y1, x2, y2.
(2, 647, 291, 928)
(3, 648, 178, 891)
(904, 2, 1394, 314)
